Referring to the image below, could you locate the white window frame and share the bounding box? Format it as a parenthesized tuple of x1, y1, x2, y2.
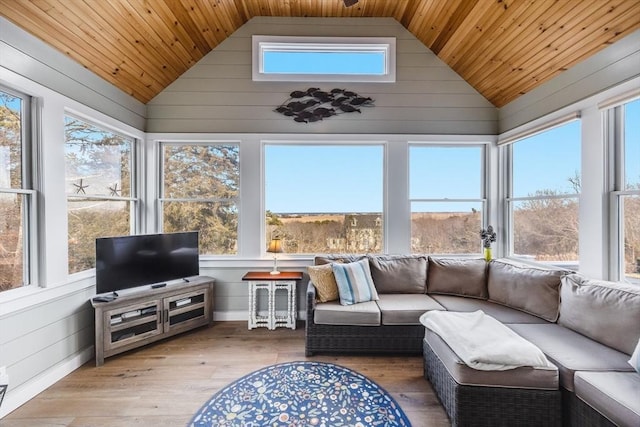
(0, 85, 37, 290)
(504, 118, 581, 267)
(262, 141, 386, 255)
(252, 36, 396, 83)
(408, 143, 488, 255)
(157, 141, 241, 256)
(64, 113, 140, 274)
(606, 96, 640, 283)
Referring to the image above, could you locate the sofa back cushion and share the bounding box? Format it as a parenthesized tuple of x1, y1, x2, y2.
(368, 255, 428, 294)
(488, 259, 564, 322)
(559, 274, 640, 355)
(427, 257, 488, 299)
(314, 254, 366, 265)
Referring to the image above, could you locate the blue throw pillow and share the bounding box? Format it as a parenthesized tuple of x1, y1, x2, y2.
(332, 259, 379, 305)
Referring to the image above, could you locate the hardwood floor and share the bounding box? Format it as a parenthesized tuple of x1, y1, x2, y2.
(2, 321, 450, 426)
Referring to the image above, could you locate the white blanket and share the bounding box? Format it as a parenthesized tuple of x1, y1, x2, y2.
(420, 310, 555, 371)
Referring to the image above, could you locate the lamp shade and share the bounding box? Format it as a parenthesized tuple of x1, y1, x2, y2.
(267, 238, 284, 253)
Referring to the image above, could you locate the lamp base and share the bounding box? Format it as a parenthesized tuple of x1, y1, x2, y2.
(270, 270, 281, 275)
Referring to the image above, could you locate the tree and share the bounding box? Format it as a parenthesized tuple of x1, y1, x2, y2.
(162, 145, 239, 254)
(0, 93, 24, 290)
(65, 117, 133, 273)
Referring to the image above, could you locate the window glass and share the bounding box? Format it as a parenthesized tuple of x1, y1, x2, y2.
(510, 120, 581, 265)
(409, 146, 484, 254)
(161, 144, 239, 255)
(65, 116, 135, 274)
(0, 92, 22, 189)
(1, 89, 30, 291)
(624, 99, 640, 191)
(621, 195, 640, 283)
(265, 145, 383, 254)
(263, 51, 386, 75)
(512, 122, 581, 197)
(410, 146, 482, 199)
(253, 36, 395, 82)
(620, 99, 640, 283)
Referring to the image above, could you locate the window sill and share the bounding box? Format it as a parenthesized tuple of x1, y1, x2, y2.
(0, 275, 95, 317)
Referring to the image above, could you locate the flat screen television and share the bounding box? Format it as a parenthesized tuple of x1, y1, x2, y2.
(95, 232, 199, 295)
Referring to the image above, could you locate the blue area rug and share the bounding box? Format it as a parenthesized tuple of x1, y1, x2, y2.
(189, 361, 412, 426)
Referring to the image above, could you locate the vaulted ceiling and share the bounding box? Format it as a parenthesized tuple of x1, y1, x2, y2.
(1, 0, 639, 107)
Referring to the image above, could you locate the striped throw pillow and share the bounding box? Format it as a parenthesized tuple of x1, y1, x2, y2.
(332, 259, 379, 305)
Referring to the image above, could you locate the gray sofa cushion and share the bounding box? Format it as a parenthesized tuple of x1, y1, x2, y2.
(431, 295, 549, 324)
(574, 371, 640, 427)
(314, 254, 366, 265)
(376, 294, 444, 325)
(425, 330, 559, 390)
(507, 323, 634, 391)
(488, 259, 564, 322)
(559, 273, 640, 355)
(313, 300, 380, 326)
(368, 255, 428, 294)
(427, 257, 488, 299)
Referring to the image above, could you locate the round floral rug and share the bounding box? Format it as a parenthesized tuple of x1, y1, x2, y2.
(188, 361, 412, 426)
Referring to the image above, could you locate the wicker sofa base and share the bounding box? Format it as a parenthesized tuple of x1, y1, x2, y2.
(304, 322, 424, 356)
(423, 340, 561, 427)
(562, 388, 616, 427)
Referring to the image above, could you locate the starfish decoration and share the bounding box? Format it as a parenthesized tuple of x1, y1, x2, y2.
(108, 183, 121, 196)
(73, 179, 89, 195)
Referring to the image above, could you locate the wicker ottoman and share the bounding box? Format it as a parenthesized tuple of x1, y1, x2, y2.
(423, 330, 561, 427)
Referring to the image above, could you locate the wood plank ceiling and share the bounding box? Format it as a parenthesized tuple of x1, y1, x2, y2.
(1, 0, 639, 107)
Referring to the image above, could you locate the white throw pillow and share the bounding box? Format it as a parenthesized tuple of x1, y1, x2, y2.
(332, 259, 379, 305)
(629, 338, 640, 373)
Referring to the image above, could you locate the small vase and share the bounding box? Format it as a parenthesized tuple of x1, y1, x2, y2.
(484, 247, 492, 262)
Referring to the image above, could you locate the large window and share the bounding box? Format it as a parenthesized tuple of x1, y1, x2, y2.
(409, 145, 485, 254)
(611, 98, 640, 283)
(160, 143, 239, 255)
(65, 116, 136, 274)
(507, 120, 581, 265)
(265, 144, 383, 254)
(0, 87, 35, 291)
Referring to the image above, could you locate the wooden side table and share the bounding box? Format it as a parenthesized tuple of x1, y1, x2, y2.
(242, 271, 303, 330)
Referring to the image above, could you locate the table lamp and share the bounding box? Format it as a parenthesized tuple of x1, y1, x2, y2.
(267, 238, 284, 275)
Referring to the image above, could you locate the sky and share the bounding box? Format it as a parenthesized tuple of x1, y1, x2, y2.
(265, 99, 639, 214)
(264, 51, 385, 75)
(264, 121, 584, 214)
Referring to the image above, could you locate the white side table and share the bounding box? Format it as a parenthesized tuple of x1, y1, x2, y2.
(243, 271, 303, 330)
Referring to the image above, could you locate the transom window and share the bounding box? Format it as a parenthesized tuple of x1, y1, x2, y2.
(253, 36, 396, 82)
(264, 144, 383, 254)
(409, 145, 486, 254)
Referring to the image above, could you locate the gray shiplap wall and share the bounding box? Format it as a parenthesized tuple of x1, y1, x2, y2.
(146, 17, 498, 135)
(202, 267, 311, 320)
(0, 287, 94, 388)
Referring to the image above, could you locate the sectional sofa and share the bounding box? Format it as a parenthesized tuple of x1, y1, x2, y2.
(305, 254, 640, 427)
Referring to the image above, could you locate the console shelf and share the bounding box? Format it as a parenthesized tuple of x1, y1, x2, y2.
(91, 276, 215, 366)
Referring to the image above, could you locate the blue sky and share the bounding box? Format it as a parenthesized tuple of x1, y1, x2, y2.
(264, 98, 639, 214)
(264, 51, 385, 75)
(264, 121, 584, 214)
